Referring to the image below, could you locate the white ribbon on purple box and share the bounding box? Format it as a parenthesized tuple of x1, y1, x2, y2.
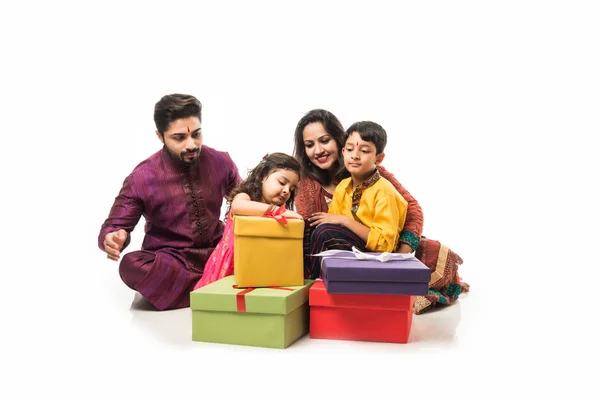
(312, 246, 417, 263)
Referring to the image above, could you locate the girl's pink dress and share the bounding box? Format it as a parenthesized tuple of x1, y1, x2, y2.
(193, 213, 235, 290)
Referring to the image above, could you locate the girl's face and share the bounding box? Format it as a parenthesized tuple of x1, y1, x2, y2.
(302, 122, 339, 171)
(261, 168, 299, 205)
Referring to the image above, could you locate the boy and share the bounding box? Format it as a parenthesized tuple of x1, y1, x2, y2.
(304, 121, 408, 279)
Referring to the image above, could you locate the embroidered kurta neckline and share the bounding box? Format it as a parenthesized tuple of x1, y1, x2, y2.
(348, 168, 381, 223)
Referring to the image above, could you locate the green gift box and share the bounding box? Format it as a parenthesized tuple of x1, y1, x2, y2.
(191, 276, 314, 349)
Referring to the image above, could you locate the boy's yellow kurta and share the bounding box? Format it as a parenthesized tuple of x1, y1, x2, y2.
(329, 176, 408, 252)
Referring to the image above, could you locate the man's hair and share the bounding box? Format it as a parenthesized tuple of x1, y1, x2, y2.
(344, 121, 388, 154)
(154, 94, 202, 135)
(292, 109, 347, 185)
(228, 152, 301, 210)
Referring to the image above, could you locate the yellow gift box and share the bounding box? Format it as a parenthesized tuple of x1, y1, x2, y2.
(233, 215, 305, 288)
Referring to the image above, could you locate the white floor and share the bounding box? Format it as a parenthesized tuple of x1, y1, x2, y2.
(127, 280, 467, 349)
(5, 247, 592, 400)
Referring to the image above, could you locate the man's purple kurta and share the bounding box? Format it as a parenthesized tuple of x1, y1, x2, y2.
(98, 146, 241, 310)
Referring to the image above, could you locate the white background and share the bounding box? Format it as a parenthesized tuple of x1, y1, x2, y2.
(1, 1, 598, 399)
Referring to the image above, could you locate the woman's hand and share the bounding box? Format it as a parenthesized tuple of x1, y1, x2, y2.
(397, 242, 414, 254)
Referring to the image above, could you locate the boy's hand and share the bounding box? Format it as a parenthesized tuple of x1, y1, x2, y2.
(308, 212, 347, 227)
(103, 229, 127, 261)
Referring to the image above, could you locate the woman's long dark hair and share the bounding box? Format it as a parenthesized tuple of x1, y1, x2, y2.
(292, 109, 349, 185)
(228, 152, 301, 209)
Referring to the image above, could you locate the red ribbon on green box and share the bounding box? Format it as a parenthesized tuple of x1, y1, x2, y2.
(233, 285, 294, 312)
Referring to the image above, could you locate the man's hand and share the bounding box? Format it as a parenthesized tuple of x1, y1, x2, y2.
(103, 229, 127, 261)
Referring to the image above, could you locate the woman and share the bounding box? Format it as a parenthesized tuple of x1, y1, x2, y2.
(292, 109, 469, 314)
(292, 109, 422, 253)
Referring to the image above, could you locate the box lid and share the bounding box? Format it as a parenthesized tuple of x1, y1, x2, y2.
(233, 216, 304, 239)
(190, 275, 313, 314)
(321, 253, 431, 283)
(309, 280, 412, 310)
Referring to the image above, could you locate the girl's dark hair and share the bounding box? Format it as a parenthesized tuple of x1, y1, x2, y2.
(154, 94, 202, 135)
(292, 109, 349, 185)
(228, 152, 301, 209)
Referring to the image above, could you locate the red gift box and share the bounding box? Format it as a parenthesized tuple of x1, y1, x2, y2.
(309, 280, 414, 343)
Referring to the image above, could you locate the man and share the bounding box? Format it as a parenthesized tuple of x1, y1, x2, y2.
(98, 94, 241, 310)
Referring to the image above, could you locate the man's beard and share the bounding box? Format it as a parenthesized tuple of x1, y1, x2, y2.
(165, 146, 200, 165)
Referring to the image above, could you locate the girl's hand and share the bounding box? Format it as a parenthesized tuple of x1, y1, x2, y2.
(283, 210, 304, 220)
(308, 212, 346, 227)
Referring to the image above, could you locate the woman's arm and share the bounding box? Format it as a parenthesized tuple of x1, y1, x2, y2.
(294, 179, 311, 217)
(295, 176, 327, 218)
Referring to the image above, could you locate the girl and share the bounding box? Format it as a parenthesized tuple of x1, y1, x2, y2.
(193, 152, 303, 290)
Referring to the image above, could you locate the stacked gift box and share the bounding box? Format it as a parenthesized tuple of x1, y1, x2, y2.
(190, 216, 313, 349)
(309, 249, 431, 343)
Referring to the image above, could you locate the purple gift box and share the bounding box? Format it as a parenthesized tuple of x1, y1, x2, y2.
(320, 252, 431, 295)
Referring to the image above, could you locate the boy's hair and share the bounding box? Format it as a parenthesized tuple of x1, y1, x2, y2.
(292, 109, 347, 185)
(344, 121, 387, 155)
(154, 94, 202, 135)
(228, 152, 301, 209)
